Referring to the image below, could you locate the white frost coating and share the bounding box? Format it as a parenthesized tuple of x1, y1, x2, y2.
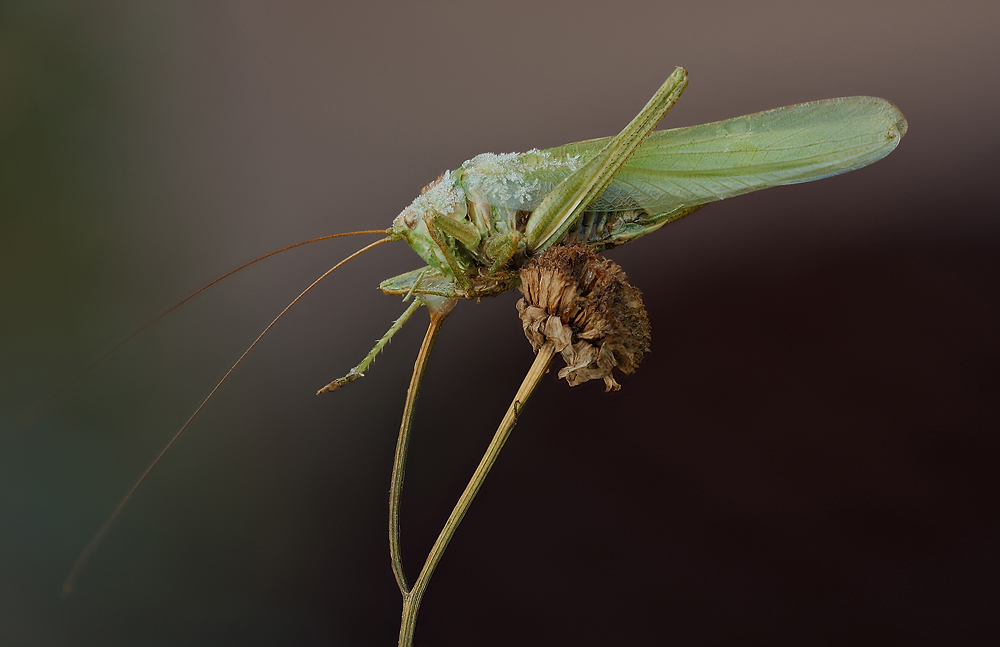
(462, 149, 582, 210)
(406, 170, 465, 217)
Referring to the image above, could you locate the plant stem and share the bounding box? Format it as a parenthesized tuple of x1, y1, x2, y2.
(397, 343, 557, 647)
(389, 307, 450, 595)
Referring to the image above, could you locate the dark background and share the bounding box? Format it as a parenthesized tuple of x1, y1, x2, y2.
(2, 1, 998, 645)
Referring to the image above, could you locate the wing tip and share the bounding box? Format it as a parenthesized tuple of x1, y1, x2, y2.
(868, 97, 910, 140)
(887, 101, 908, 141)
(863, 96, 908, 143)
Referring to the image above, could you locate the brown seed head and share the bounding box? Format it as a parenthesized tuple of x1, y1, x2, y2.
(516, 245, 650, 391)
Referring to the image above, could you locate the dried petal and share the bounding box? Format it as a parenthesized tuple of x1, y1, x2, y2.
(516, 245, 650, 390)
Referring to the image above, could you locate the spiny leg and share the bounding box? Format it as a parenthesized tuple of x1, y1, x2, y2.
(423, 213, 476, 297)
(402, 268, 428, 302)
(429, 210, 479, 249)
(389, 299, 454, 595)
(316, 299, 423, 394)
(524, 67, 688, 252)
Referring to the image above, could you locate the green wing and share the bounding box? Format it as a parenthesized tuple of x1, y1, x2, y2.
(463, 96, 906, 218)
(547, 96, 907, 217)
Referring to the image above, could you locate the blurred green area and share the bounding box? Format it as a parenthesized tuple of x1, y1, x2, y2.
(1, 3, 143, 393)
(0, 6, 294, 644)
(0, 6, 160, 644)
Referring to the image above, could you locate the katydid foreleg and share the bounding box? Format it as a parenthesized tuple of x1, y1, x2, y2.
(422, 213, 476, 296)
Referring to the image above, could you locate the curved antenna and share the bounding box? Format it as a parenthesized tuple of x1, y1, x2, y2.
(62, 235, 392, 595)
(26, 229, 390, 423)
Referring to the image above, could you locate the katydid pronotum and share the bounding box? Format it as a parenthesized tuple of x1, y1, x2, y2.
(60, 67, 906, 645)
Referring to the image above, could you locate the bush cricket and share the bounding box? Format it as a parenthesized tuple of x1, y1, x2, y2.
(59, 67, 906, 645)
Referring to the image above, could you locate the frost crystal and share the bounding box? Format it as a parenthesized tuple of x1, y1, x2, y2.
(407, 170, 464, 216)
(462, 149, 581, 210)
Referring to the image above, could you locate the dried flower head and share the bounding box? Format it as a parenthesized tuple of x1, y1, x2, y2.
(516, 244, 651, 391)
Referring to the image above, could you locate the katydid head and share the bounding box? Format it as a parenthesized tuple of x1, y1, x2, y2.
(393, 171, 467, 233)
(391, 170, 474, 279)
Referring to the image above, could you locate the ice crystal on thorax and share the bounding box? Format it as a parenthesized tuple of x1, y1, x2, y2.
(407, 171, 464, 217)
(462, 149, 582, 211)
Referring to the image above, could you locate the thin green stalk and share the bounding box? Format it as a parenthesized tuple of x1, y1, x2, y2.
(389, 308, 450, 595)
(397, 343, 557, 647)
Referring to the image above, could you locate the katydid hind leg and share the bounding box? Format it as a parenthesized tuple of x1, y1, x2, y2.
(524, 67, 688, 252)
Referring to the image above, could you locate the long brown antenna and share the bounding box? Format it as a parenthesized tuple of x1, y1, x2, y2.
(26, 229, 390, 423)
(62, 235, 392, 595)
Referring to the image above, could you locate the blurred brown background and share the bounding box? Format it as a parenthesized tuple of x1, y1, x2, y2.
(2, 1, 998, 645)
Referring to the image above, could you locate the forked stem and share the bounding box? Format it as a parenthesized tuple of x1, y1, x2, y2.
(397, 343, 557, 647)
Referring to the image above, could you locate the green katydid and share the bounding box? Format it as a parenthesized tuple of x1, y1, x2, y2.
(323, 66, 905, 390)
(62, 67, 905, 645)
